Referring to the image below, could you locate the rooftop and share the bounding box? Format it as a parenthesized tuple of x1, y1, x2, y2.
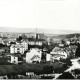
(11, 44, 24, 48)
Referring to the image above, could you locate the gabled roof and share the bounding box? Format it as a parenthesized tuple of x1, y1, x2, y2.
(51, 47, 67, 55)
(21, 40, 28, 43)
(29, 48, 41, 54)
(52, 47, 61, 52)
(31, 55, 40, 60)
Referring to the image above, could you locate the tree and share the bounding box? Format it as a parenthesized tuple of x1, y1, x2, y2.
(43, 65, 53, 74)
(16, 36, 23, 41)
(22, 34, 27, 40)
(10, 42, 16, 45)
(58, 72, 74, 79)
(0, 66, 6, 76)
(72, 69, 80, 78)
(60, 58, 72, 66)
(75, 44, 80, 57)
(61, 39, 65, 44)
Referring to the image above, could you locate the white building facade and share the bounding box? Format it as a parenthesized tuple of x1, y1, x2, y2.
(11, 55, 18, 64)
(11, 55, 22, 64)
(10, 44, 25, 54)
(21, 41, 28, 50)
(46, 54, 51, 61)
(28, 41, 43, 46)
(46, 47, 68, 62)
(26, 48, 42, 63)
(10, 41, 28, 54)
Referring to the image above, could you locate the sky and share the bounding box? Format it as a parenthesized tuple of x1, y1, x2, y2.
(0, 0, 80, 34)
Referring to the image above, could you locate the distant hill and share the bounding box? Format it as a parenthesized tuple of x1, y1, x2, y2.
(0, 27, 80, 40)
(0, 27, 80, 34)
(45, 33, 80, 40)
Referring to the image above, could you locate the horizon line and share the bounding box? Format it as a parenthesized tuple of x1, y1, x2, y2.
(0, 27, 80, 35)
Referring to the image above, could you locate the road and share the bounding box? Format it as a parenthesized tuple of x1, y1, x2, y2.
(53, 57, 80, 79)
(65, 57, 80, 72)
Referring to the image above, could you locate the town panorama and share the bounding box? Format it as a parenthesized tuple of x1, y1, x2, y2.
(0, 28, 80, 79)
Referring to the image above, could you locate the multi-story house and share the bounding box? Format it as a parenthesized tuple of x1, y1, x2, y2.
(21, 40, 28, 50)
(10, 40, 28, 54)
(11, 54, 23, 64)
(10, 44, 25, 54)
(28, 40, 43, 46)
(26, 33, 47, 46)
(46, 47, 68, 62)
(26, 48, 42, 63)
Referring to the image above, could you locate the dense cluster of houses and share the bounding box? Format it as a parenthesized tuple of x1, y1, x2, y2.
(0, 33, 79, 65)
(6, 33, 44, 64)
(0, 33, 80, 79)
(46, 47, 68, 62)
(9, 40, 69, 64)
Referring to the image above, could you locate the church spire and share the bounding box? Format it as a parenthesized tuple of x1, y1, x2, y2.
(36, 28, 38, 39)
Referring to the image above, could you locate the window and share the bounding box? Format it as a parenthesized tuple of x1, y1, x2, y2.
(13, 46, 15, 48)
(17, 51, 20, 53)
(17, 48, 19, 50)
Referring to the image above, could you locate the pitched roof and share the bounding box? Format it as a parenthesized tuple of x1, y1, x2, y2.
(52, 47, 61, 52)
(31, 55, 40, 60)
(11, 44, 24, 48)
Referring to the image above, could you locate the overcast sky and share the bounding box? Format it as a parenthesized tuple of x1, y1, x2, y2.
(0, 0, 80, 34)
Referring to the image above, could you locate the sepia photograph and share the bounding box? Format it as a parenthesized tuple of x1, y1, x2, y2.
(0, 0, 80, 79)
